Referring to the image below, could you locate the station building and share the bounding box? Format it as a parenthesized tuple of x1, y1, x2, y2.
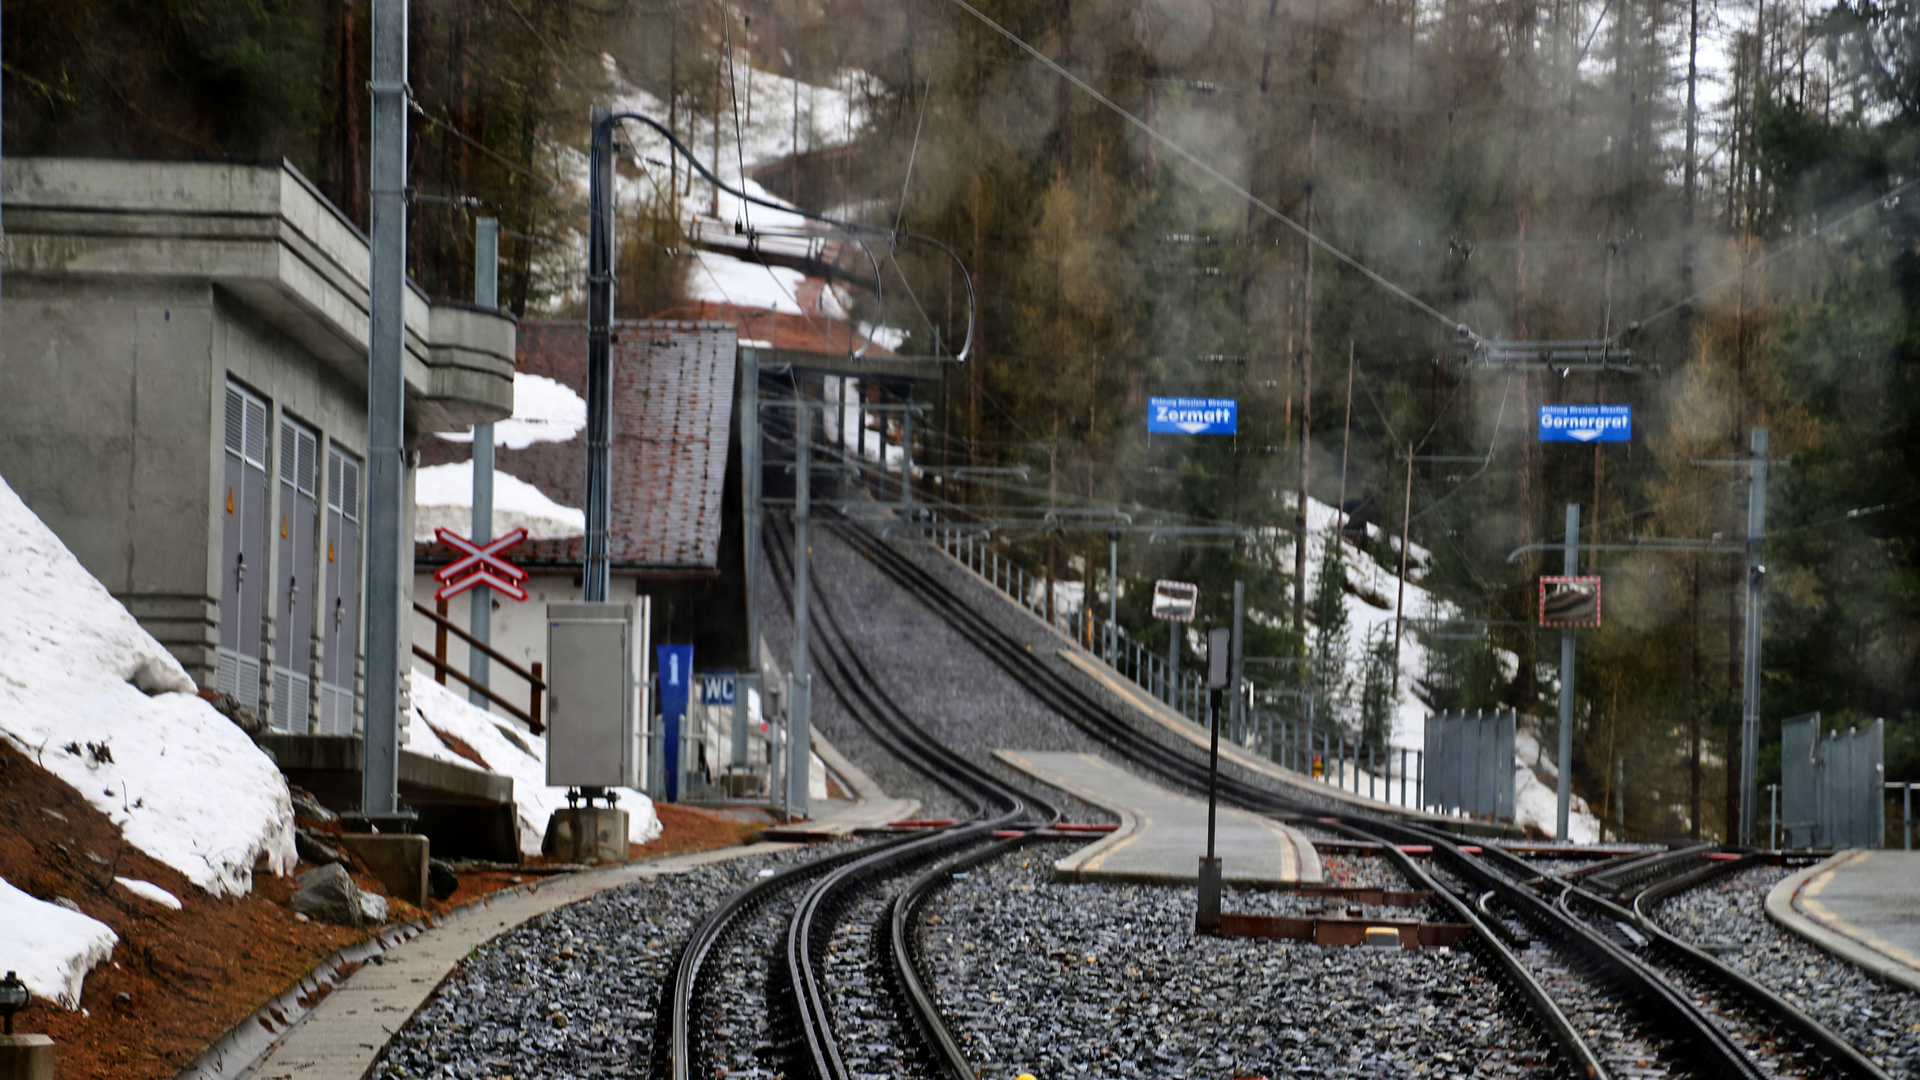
(0, 156, 515, 743)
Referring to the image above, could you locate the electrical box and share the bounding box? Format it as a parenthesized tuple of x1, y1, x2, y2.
(546, 599, 650, 788)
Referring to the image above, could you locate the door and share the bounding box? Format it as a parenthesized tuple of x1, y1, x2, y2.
(319, 447, 363, 735)
(218, 383, 271, 714)
(273, 419, 319, 733)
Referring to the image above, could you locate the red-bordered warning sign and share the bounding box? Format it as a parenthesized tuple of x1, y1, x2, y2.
(433, 527, 530, 602)
(1539, 575, 1601, 628)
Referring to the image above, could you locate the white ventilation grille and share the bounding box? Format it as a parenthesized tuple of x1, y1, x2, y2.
(272, 668, 312, 733)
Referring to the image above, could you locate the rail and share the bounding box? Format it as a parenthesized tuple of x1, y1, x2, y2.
(413, 600, 545, 733)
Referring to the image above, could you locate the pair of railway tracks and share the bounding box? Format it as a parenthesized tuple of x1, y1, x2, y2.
(647, 518, 1055, 1080)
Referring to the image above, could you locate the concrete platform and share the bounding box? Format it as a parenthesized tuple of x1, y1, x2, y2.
(757, 730, 920, 842)
(1767, 849, 1920, 992)
(996, 750, 1322, 886)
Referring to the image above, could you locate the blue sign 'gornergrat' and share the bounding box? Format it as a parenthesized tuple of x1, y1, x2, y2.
(1149, 397, 1238, 435)
(1539, 404, 1631, 443)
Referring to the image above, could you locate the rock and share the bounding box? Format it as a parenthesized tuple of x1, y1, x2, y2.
(292, 863, 368, 927)
(289, 788, 338, 826)
(356, 890, 389, 924)
(295, 826, 347, 866)
(427, 858, 459, 901)
(52, 896, 82, 914)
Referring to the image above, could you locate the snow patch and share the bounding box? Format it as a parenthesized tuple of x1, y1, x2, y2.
(0, 877, 118, 1008)
(414, 462, 585, 541)
(405, 672, 660, 855)
(113, 877, 182, 910)
(0, 476, 297, 896)
(438, 373, 587, 450)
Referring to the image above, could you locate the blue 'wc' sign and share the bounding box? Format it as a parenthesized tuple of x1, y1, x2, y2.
(658, 644, 694, 801)
(1149, 397, 1238, 435)
(1539, 404, 1631, 443)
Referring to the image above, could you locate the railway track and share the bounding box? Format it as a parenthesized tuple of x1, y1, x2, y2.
(649, 515, 1054, 1080)
(826, 513, 1896, 1080)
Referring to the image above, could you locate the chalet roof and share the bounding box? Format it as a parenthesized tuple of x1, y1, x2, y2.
(419, 320, 738, 573)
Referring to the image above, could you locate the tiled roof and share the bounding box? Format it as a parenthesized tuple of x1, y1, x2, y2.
(419, 320, 738, 572)
(649, 295, 893, 358)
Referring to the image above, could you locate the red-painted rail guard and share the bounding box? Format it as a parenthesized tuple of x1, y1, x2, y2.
(1706, 852, 1744, 861)
(1459, 845, 1484, 854)
(990, 830, 1025, 839)
(1215, 913, 1471, 949)
(1049, 822, 1122, 833)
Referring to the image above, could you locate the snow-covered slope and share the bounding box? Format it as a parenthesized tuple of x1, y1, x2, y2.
(0, 477, 297, 896)
(1293, 492, 1602, 839)
(406, 672, 661, 855)
(0, 877, 117, 1008)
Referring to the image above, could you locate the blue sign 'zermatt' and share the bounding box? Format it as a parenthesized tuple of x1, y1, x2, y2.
(1539, 404, 1632, 443)
(1149, 397, 1238, 436)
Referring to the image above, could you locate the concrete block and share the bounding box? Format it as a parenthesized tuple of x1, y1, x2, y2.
(0, 1034, 55, 1080)
(338, 833, 429, 907)
(542, 808, 629, 864)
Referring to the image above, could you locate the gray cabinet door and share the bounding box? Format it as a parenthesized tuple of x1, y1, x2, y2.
(218, 384, 270, 712)
(320, 447, 362, 735)
(274, 419, 319, 732)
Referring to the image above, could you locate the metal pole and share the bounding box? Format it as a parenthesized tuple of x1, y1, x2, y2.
(467, 217, 499, 708)
(1740, 428, 1768, 846)
(1108, 529, 1120, 664)
(1906, 783, 1912, 851)
(1557, 503, 1578, 842)
(788, 402, 812, 819)
(361, 0, 409, 822)
(741, 348, 761, 687)
(1231, 581, 1246, 743)
(1168, 620, 1179, 706)
(584, 110, 616, 603)
(901, 389, 914, 515)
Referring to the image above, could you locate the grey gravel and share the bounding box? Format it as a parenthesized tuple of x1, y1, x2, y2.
(759, 522, 1119, 823)
(1652, 865, 1920, 1078)
(923, 843, 1565, 1079)
(371, 842, 844, 1080)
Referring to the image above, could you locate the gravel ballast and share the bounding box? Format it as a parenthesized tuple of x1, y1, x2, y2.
(1652, 864, 1920, 1078)
(371, 843, 851, 1080)
(923, 842, 1563, 1079)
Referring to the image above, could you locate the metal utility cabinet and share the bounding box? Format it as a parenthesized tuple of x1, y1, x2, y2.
(545, 600, 651, 789)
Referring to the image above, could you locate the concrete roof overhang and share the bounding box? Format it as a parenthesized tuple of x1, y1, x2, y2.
(0, 157, 514, 432)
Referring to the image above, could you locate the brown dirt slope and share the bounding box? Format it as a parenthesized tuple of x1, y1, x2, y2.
(0, 739, 362, 1080)
(0, 740, 766, 1080)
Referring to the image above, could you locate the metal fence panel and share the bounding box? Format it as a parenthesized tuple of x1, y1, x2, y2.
(1781, 713, 1820, 847)
(1423, 710, 1517, 821)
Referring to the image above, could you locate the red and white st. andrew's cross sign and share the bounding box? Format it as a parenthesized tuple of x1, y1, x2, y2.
(433, 527, 530, 602)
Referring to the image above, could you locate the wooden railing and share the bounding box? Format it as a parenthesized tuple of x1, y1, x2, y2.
(414, 600, 546, 733)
